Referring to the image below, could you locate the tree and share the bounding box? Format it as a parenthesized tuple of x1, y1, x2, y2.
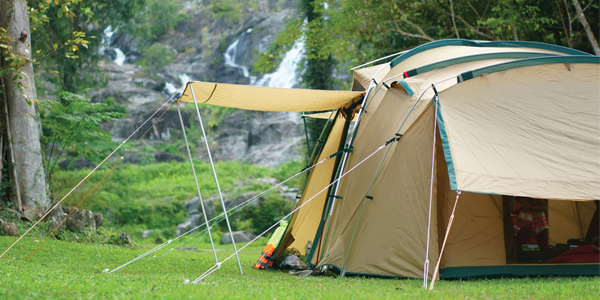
(0, 0, 48, 214)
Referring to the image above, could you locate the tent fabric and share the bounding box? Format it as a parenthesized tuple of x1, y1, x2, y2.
(548, 201, 597, 245)
(179, 82, 363, 112)
(351, 63, 390, 91)
(275, 113, 348, 260)
(436, 134, 506, 269)
(436, 62, 600, 200)
(389, 39, 592, 68)
(319, 104, 439, 278)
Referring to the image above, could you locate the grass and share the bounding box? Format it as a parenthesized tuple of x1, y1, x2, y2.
(0, 236, 598, 299)
(49, 160, 305, 235)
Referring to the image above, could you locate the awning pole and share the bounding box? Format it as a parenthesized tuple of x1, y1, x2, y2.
(429, 190, 461, 290)
(190, 86, 244, 275)
(423, 92, 440, 288)
(176, 100, 219, 265)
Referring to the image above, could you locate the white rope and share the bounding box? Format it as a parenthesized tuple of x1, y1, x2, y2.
(177, 100, 220, 265)
(192, 138, 392, 284)
(109, 146, 336, 272)
(0, 86, 185, 259)
(423, 88, 439, 288)
(191, 87, 243, 274)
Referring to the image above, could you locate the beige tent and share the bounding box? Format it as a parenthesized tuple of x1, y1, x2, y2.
(180, 39, 599, 279)
(261, 40, 600, 279)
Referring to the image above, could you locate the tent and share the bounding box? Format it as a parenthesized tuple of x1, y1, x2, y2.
(180, 39, 599, 280)
(264, 40, 599, 280)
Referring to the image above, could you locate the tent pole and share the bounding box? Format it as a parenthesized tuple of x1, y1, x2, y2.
(302, 115, 311, 160)
(429, 190, 461, 290)
(176, 100, 220, 265)
(323, 65, 388, 257)
(190, 87, 244, 275)
(423, 94, 439, 288)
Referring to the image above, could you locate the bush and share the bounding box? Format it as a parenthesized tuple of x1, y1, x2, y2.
(141, 43, 176, 73)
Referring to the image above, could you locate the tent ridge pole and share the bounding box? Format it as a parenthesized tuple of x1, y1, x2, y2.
(190, 87, 244, 275)
(176, 100, 220, 265)
(423, 92, 439, 288)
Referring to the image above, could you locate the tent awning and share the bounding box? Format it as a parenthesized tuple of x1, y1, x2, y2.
(178, 81, 364, 112)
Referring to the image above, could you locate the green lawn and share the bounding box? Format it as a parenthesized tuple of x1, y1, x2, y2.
(0, 236, 598, 299)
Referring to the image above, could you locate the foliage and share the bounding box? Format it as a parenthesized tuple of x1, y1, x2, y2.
(256, 0, 598, 75)
(0, 236, 599, 299)
(39, 91, 124, 182)
(140, 43, 177, 74)
(125, 0, 187, 44)
(242, 196, 292, 234)
(24, 0, 146, 92)
(207, 0, 259, 23)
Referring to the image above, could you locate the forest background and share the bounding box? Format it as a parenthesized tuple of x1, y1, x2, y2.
(0, 0, 598, 245)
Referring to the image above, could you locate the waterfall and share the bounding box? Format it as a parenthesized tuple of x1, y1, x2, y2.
(254, 39, 304, 88)
(223, 28, 304, 89)
(101, 26, 127, 66)
(178, 73, 192, 85)
(163, 82, 178, 95)
(224, 28, 257, 84)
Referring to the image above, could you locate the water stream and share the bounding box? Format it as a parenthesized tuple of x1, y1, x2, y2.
(102, 26, 126, 66)
(224, 28, 304, 88)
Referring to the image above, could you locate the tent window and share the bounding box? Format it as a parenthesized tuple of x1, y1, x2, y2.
(503, 197, 599, 264)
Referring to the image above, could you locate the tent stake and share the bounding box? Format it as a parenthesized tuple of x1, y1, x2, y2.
(190, 87, 244, 275)
(176, 100, 220, 265)
(429, 190, 461, 290)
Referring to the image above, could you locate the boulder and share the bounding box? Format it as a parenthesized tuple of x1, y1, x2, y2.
(93, 212, 103, 227)
(21, 209, 37, 222)
(120, 232, 131, 245)
(45, 204, 67, 230)
(183, 197, 215, 219)
(0, 219, 18, 236)
(66, 209, 96, 232)
(175, 213, 202, 237)
(220, 230, 257, 245)
(154, 152, 184, 162)
(58, 159, 97, 170)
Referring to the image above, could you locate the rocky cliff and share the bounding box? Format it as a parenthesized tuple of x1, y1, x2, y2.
(93, 0, 308, 166)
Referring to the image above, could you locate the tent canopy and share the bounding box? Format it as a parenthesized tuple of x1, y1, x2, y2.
(179, 81, 364, 112)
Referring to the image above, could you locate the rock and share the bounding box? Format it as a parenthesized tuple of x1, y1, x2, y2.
(175, 213, 202, 237)
(141, 229, 162, 239)
(224, 192, 259, 209)
(66, 209, 96, 232)
(176, 197, 221, 236)
(154, 152, 184, 162)
(58, 159, 97, 170)
(63, 206, 76, 214)
(0, 220, 18, 236)
(120, 232, 131, 245)
(220, 230, 257, 245)
(183, 197, 215, 219)
(21, 209, 37, 222)
(93, 212, 103, 227)
(45, 204, 67, 230)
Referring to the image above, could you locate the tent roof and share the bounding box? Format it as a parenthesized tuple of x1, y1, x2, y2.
(437, 57, 600, 200)
(390, 39, 592, 68)
(352, 63, 390, 90)
(179, 81, 363, 112)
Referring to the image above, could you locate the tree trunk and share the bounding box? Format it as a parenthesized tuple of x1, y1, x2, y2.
(571, 0, 600, 55)
(0, 0, 49, 213)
